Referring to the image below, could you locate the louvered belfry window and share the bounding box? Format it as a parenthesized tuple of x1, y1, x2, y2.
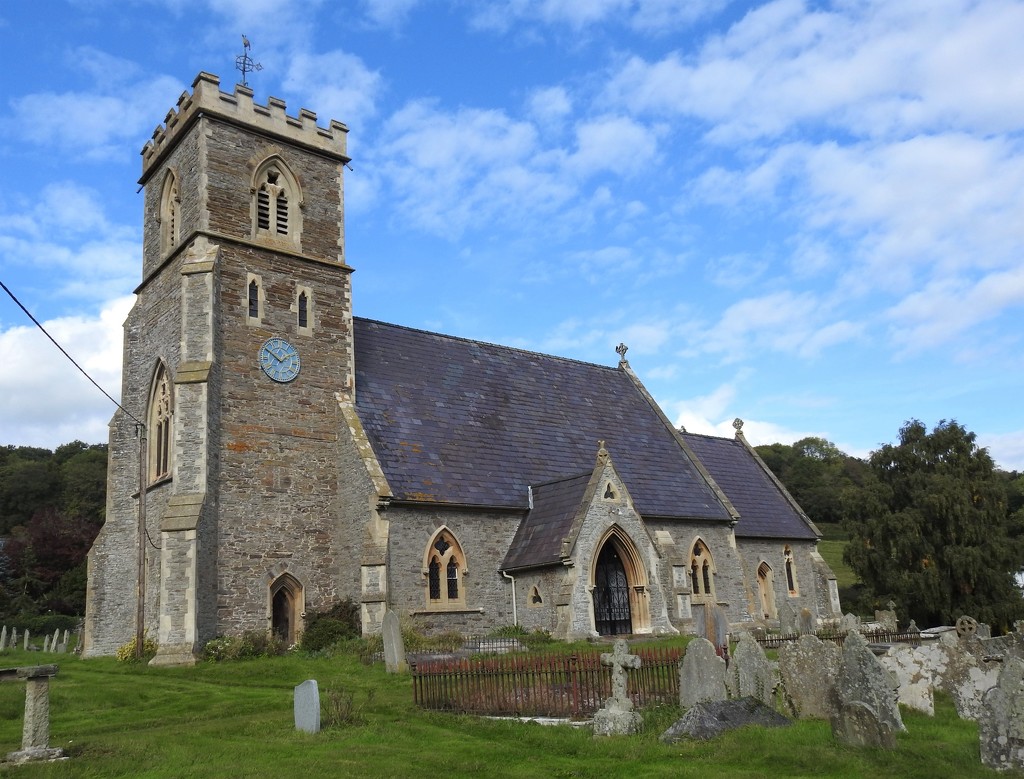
(256, 167, 292, 237)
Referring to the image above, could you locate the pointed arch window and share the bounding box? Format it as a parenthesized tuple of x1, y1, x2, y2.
(689, 540, 716, 603)
(159, 170, 180, 255)
(424, 529, 466, 610)
(252, 158, 301, 247)
(148, 362, 173, 483)
(784, 546, 799, 595)
(246, 273, 263, 324)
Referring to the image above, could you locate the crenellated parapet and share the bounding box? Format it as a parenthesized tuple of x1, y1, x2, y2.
(140, 72, 349, 183)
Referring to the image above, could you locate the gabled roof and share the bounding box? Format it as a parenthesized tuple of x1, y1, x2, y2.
(681, 432, 818, 540)
(501, 473, 591, 571)
(353, 318, 731, 521)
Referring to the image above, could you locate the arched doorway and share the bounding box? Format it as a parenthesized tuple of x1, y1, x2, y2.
(757, 562, 777, 620)
(593, 543, 632, 636)
(270, 574, 302, 644)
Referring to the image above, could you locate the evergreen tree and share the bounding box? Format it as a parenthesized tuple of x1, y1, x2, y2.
(842, 419, 1023, 630)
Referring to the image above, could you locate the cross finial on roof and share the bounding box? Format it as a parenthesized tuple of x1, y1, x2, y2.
(732, 418, 745, 439)
(615, 342, 629, 367)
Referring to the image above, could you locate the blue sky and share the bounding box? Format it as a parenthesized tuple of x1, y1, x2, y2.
(1, 0, 1023, 470)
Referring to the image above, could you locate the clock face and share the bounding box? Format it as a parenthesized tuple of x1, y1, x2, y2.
(259, 337, 301, 383)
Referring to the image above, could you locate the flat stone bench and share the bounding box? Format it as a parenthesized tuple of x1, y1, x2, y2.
(0, 665, 66, 764)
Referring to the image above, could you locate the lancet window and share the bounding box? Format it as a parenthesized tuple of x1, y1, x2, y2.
(424, 529, 466, 610)
(148, 362, 172, 483)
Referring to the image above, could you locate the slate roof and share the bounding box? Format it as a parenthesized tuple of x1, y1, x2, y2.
(682, 433, 819, 540)
(352, 318, 731, 520)
(501, 473, 591, 571)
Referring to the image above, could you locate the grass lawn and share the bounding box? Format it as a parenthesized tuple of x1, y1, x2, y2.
(0, 647, 1012, 778)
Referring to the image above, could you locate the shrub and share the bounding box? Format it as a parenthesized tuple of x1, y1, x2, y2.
(299, 599, 360, 652)
(115, 633, 158, 663)
(322, 687, 374, 728)
(203, 630, 287, 661)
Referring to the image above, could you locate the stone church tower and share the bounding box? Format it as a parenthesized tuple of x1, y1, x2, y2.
(84, 73, 354, 664)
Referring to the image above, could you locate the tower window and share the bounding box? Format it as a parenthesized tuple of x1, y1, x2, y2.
(252, 158, 301, 247)
(159, 170, 180, 256)
(298, 292, 308, 328)
(247, 274, 263, 324)
(148, 362, 172, 483)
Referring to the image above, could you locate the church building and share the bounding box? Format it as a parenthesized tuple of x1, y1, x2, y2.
(83, 73, 840, 665)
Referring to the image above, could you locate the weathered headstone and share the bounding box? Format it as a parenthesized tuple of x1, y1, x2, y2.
(661, 698, 791, 742)
(875, 603, 897, 632)
(832, 700, 897, 749)
(592, 639, 643, 736)
(0, 626, 7, 651)
(797, 608, 815, 636)
(778, 634, 840, 719)
(42, 637, 50, 654)
(50, 630, 59, 653)
(839, 613, 860, 633)
(1, 665, 65, 764)
(679, 637, 726, 708)
(381, 611, 407, 674)
(293, 679, 321, 734)
(712, 606, 730, 653)
(23, 631, 29, 651)
(980, 656, 1024, 770)
(10, 629, 17, 650)
(778, 600, 797, 635)
(914, 636, 999, 720)
(726, 631, 777, 705)
(830, 630, 903, 747)
(879, 643, 934, 716)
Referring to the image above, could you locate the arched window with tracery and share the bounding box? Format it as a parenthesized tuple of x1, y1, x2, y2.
(252, 157, 301, 247)
(148, 362, 173, 483)
(689, 540, 716, 602)
(424, 529, 466, 610)
(159, 169, 180, 255)
(784, 546, 799, 595)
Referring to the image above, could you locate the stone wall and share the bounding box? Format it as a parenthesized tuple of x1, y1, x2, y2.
(385, 505, 522, 635)
(735, 538, 825, 624)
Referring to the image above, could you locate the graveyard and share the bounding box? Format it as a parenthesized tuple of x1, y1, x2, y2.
(0, 633, 1017, 778)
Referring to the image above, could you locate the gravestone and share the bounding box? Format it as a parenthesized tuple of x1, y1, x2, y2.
(592, 639, 643, 736)
(23, 631, 29, 651)
(875, 601, 897, 632)
(831, 630, 903, 748)
(979, 656, 1024, 770)
(778, 634, 840, 719)
(51, 631, 59, 653)
(778, 600, 797, 635)
(797, 608, 815, 636)
(42, 637, 50, 653)
(879, 643, 934, 716)
(914, 635, 999, 720)
(293, 679, 321, 734)
(679, 637, 726, 708)
(712, 606, 730, 653)
(661, 698, 791, 742)
(839, 613, 860, 633)
(10, 629, 17, 650)
(0, 626, 6, 651)
(726, 631, 777, 705)
(381, 611, 407, 674)
(1, 665, 65, 764)
(832, 700, 897, 749)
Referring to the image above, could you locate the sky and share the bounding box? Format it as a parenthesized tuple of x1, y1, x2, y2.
(1, 0, 1023, 471)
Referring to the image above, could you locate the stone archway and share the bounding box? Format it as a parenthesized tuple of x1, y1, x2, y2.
(591, 529, 650, 637)
(270, 573, 302, 645)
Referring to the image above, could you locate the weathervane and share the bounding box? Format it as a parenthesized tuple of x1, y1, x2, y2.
(235, 35, 263, 87)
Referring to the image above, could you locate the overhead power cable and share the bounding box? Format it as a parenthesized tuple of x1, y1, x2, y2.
(0, 279, 144, 428)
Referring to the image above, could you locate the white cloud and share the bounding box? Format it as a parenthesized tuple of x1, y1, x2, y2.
(284, 50, 384, 130)
(982, 429, 1024, 472)
(0, 296, 134, 448)
(360, 0, 421, 28)
(568, 115, 660, 177)
(469, 0, 727, 33)
(5, 52, 183, 160)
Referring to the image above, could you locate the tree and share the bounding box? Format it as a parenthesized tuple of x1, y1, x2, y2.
(842, 419, 1024, 630)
